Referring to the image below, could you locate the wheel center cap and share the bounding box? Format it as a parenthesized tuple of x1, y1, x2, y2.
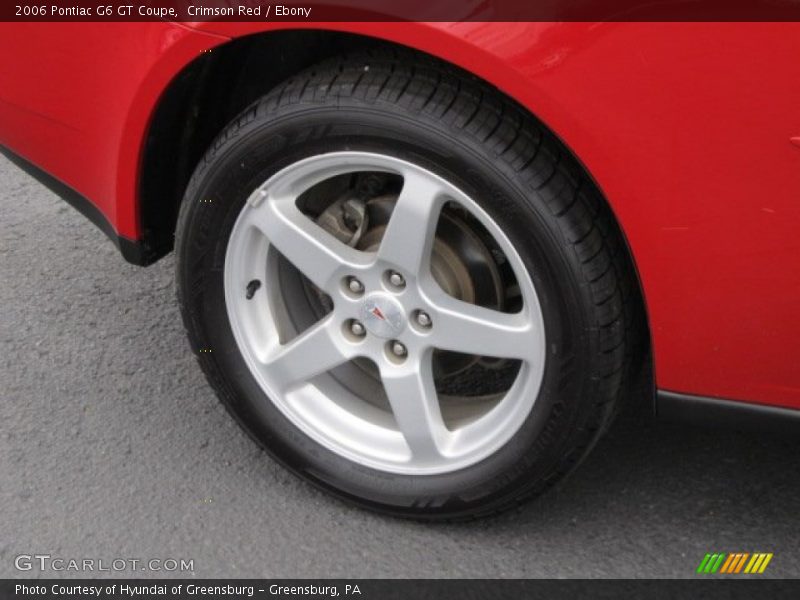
(360, 293, 406, 339)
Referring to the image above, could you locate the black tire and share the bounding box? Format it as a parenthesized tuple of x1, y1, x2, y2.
(175, 50, 643, 520)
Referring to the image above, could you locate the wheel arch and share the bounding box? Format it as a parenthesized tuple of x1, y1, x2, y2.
(137, 25, 654, 397)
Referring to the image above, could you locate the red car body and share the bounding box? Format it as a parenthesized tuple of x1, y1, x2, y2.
(2, 21, 799, 414)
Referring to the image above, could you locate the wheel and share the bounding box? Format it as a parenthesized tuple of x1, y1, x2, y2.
(175, 51, 641, 520)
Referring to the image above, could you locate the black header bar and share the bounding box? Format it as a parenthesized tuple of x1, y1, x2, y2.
(6, 1, 800, 22)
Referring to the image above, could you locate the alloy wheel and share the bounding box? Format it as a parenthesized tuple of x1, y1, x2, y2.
(224, 152, 546, 475)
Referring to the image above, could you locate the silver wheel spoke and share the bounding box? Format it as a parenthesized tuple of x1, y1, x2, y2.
(260, 318, 349, 394)
(377, 170, 445, 275)
(381, 357, 449, 462)
(252, 195, 368, 291)
(429, 292, 537, 362)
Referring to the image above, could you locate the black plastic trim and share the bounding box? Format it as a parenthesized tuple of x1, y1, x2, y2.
(658, 390, 800, 433)
(1, 145, 158, 266)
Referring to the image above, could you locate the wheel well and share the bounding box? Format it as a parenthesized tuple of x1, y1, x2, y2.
(139, 30, 391, 260)
(140, 28, 653, 400)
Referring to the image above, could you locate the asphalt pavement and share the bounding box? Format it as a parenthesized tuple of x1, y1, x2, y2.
(1, 154, 798, 579)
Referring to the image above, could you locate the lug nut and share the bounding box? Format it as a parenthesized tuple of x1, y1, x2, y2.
(388, 271, 405, 289)
(347, 277, 365, 294)
(415, 311, 432, 328)
(390, 341, 407, 358)
(350, 320, 366, 337)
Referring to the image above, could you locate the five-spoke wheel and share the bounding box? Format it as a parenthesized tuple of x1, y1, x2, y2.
(224, 153, 546, 474)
